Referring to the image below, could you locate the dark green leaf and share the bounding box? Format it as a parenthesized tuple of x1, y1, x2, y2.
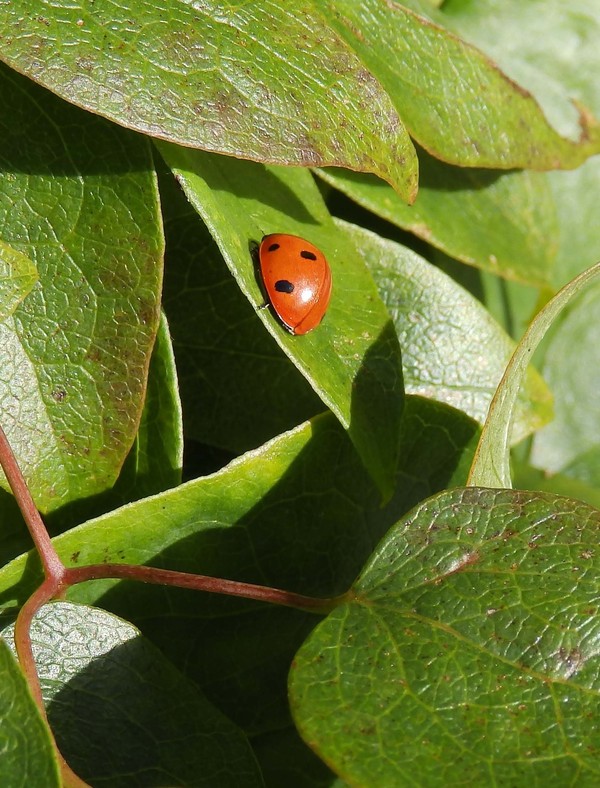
(253, 726, 340, 788)
(0, 403, 477, 734)
(3, 602, 262, 787)
(0, 637, 60, 787)
(120, 312, 183, 498)
(290, 487, 600, 787)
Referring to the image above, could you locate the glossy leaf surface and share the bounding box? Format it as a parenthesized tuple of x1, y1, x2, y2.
(0, 1, 417, 200)
(291, 487, 600, 787)
(3, 602, 261, 786)
(341, 221, 551, 443)
(0, 638, 60, 787)
(0, 65, 163, 512)
(157, 146, 404, 499)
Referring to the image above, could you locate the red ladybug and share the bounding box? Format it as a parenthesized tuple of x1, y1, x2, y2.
(258, 234, 332, 335)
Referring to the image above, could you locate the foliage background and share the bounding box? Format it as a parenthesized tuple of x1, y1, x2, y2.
(0, 0, 599, 785)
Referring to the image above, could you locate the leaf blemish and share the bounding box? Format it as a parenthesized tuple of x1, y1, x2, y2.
(444, 551, 480, 575)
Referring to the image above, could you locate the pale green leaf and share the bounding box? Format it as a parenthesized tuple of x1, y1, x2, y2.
(469, 262, 600, 487)
(530, 282, 600, 475)
(320, 0, 600, 169)
(0, 240, 37, 322)
(340, 221, 551, 443)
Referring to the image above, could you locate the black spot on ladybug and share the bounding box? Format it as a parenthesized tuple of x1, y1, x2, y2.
(267, 243, 280, 252)
(300, 250, 317, 261)
(275, 279, 295, 293)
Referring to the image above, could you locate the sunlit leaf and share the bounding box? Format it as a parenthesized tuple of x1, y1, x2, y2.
(290, 487, 600, 787)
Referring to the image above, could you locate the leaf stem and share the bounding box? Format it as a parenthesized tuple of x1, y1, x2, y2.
(65, 563, 345, 614)
(0, 424, 64, 578)
(0, 422, 343, 787)
(13, 578, 89, 787)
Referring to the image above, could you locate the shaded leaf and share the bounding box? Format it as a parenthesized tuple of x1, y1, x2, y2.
(253, 726, 340, 788)
(156, 146, 404, 499)
(319, 157, 557, 286)
(3, 602, 263, 787)
(341, 221, 551, 442)
(0, 64, 163, 512)
(0, 1, 417, 199)
(121, 311, 183, 497)
(290, 487, 600, 787)
(0, 637, 60, 787)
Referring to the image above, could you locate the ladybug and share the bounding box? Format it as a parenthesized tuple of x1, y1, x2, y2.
(258, 234, 332, 335)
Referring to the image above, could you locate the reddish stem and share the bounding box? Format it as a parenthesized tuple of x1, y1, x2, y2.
(65, 563, 344, 614)
(14, 577, 89, 787)
(0, 424, 63, 578)
(13, 577, 59, 709)
(0, 421, 344, 787)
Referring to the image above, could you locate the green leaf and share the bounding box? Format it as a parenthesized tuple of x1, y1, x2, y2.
(321, 0, 600, 169)
(3, 602, 262, 786)
(121, 311, 183, 497)
(0, 240, 38, 322)
(0, 64, 163, 512)
(319, 157, 557, 286)
(469, 262, 600, 488)
(530, 282, 600, 475)
(290, 487, 600, 787)
(514, 462, 600, 511)
(0, 637, 60, 787)
(0, 404, 477, 733)
(253, 726, 339, 788)
(160, 172, 323, 454)
(156, 146, 404, 499)
(0, 2, 417, 200)
(38, 313, 183, 533)
(548, 155, 600, 286)
(342, 221, 551, 443)
(441, 0, 600, 140)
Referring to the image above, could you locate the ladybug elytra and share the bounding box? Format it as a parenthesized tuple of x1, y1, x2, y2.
(258, 233, 332, 335)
